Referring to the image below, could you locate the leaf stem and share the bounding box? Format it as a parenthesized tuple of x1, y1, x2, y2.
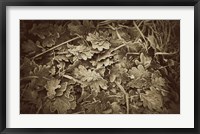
(133, 21, 148, 52)
(155, 52, 178, 55)
(72, 111, 85, 114)
(126, 52, 178, 56)
(138, 20, 144, 27)
(115, 29, 122, 40)
(32, 36, 81, 60)
(36, 104, 43, 114)
(63, 74, 85, 85)
(118, 24, 130, 29)
(108, 24, 122, 40)
(115, 82, 129, 114)
(20, 76, 39, 81)
(36, 98, 48, 114)
(111, 43, 127, 52)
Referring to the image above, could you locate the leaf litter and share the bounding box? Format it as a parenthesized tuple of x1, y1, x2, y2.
(20, 20, 180, 114)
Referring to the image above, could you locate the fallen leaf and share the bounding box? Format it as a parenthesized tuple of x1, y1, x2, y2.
(56, 82, 68, 96)
(86, 32, 111, 51)
(140, 90, 163, 111)
(68, 44, 96, 61)
(135, 53, 152, 68)
(45, 79, 61, 99)
(21, 40, 40, 54)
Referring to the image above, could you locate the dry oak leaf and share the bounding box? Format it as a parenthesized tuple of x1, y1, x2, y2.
(135, 53, 152, 69)
(45, 79, 61, 99)
(29, 23, 49, 39)
(90, 78, 108, 93)
(42, 36, 56, 47)
(21, 85, 42, 109)
(56, 82, 68, 97)
(20, 57, 37, 76)
(127, 65, 151, 88)
(140, 90, 163, 111)
(127, 78, 151, 89)
(68, 44, 95, 61)
(42, 99, 55, 114)
(32, 65, 50, 78)
(147, 34, 158, 50)
(68, 20, 95, 35)
(91, 58, 115, 69)
(49, 66, 56, 76)
(31, 65, 51, 85)
(128, 65, 150, 79)
(74, 65, 108, 92)
(74, 65, 101, 82)
(29, 23, 65, 39)
(111, 102, 122, 114)
(50, 93, 76, 114)
(22, 88, 38, 103)
(29, 65, 51, 88)
(54, 54, 70, 62)
(109, 63, 128, 83)
(151, 77, 166, 89)
(86, 32, 111, 51)
(22, 40, 40, 54)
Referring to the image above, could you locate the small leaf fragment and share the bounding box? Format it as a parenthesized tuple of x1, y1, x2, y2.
(140, 90, 163, 111)
(45, 79, 61, 99)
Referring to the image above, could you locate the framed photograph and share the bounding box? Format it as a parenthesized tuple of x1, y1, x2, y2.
(0, 0, 199, 133)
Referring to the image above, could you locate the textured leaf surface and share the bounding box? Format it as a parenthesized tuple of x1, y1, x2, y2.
(140, 90, 163, 111)
(22, 40, 40, 54)
(68, 20, 94, 35)
(135, 53, 152, 69)
(20, 20, 180, 114)
(45, 79, 61, 99)
(50, 93, 76, 114)
(68, 44, 96, 61)
(74, 65, 108, 92)
(86, 32, 111, 51)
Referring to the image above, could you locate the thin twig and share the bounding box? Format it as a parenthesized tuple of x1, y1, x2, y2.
(20, 76, 39, 81)
(118, 24, 130, 29)
(166, 25, 171, 45)
(98, 42, 177, 62)
(115, 82, 129, 114)
(32, 36, 81, 60)
(126, 52, 178, 56)
(138, 20, 144, 28)
(98, 20, 114, 26)
(111, 43, 127, 52)
(109, 95, 123, 98)
(108, 25, 115, 30)
(36, 104, 43, 114)
(133, 21, 148, 52)
(21, 84, 29, 97)
(63, 74, 85, 85)
(155, 51, 178, 55)
(159, 88, 170, 93)
(72, 111, 85, 114)
(56, 51, 68, 55)
(96, 43, 127, 62)
(126, 52, 140, 56)
(115, 29, 122, 40)
(108, 24, 122, 39)
(36, 98, 48, 114)
(97, 41, 137, 61)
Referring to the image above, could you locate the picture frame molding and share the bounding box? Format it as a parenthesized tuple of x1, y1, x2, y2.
(0, 0, 199, 133)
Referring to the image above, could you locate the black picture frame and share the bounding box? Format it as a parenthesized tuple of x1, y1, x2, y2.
(0, 0, 199, 133)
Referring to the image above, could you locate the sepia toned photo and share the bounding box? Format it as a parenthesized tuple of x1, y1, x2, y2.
(20, 20, 180, 114)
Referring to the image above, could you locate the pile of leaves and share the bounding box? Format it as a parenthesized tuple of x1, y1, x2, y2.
(20, 20, 180, 114)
